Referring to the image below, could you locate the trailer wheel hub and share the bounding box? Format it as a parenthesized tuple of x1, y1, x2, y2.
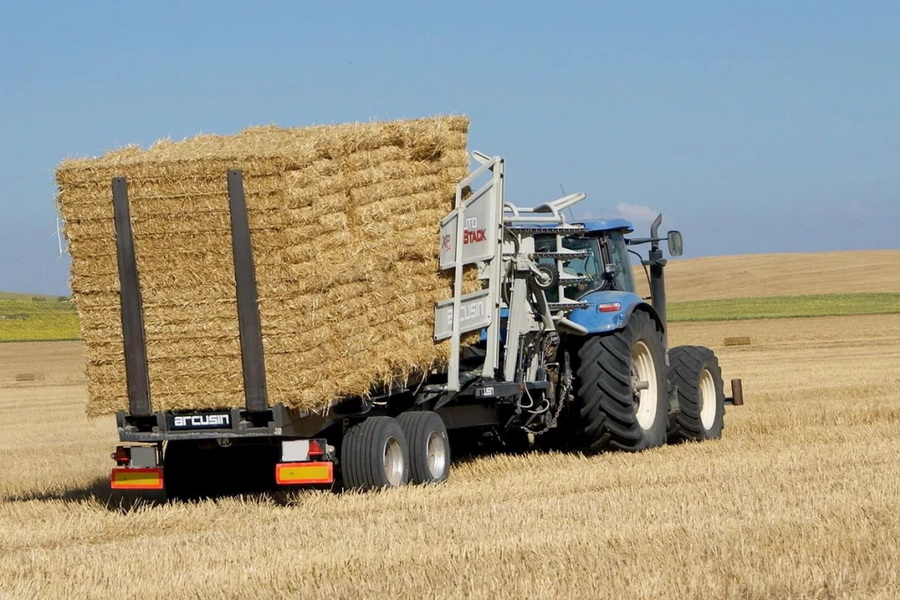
(426, 430, 448, 479)
(383, 436, 405, 487)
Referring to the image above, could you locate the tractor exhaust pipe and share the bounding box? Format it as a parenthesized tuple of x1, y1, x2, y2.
(645, 214, 668, 343)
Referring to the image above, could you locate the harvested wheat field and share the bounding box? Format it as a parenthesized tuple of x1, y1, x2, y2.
(651, 249, 900, 301)
(2, 305, 900, 598)
(57, 116, 470, 416)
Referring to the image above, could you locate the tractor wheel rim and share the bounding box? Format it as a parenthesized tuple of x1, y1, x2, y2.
(699, 368, 717, 430)
(383, 436, 405, 486)
(632, 341, 658, 430)
(426, 430, 447, 479)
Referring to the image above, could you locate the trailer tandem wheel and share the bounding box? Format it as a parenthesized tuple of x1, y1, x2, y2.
(341, 417, 410, 490)
(397, 411, 451, 484)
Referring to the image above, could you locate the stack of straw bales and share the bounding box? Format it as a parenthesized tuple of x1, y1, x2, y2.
(57, 116, 471, 416)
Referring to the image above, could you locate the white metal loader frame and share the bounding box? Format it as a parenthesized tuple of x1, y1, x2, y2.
(435, 152, 590, 391)
(435, 153, 505, 391)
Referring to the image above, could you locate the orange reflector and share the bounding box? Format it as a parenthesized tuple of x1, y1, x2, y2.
(275, 462, 334, 485)
(111, 467, 164, 490)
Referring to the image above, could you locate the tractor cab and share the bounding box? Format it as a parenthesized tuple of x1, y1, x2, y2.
(534, 219, 637, 302)
(578, 219, 637, 295)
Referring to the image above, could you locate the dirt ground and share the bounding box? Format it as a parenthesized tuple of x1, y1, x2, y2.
(2, 314, 900, 598)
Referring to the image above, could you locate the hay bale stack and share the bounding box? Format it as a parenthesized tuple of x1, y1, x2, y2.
(57, 116, 471, 416)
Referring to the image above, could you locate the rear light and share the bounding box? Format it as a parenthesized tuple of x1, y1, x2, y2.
(308, 440, 324, 457)
(111, 446, 131, 466)
(598, 302, 621, 313)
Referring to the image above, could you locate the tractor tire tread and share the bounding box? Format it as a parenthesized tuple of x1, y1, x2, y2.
(667, 345, 725, 442)
(567, 310, 668, 452)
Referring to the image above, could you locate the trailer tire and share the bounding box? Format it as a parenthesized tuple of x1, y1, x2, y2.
(341, 417, 410, 490)
(397, 411, 451, 484)
(667, 345, 725, 442)
(568, 310, 668, 452)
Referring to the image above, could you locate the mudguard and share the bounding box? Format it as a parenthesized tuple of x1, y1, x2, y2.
(567, 290, 662, 335)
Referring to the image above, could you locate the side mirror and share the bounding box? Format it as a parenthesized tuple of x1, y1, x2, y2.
(667, 231, 683, 256)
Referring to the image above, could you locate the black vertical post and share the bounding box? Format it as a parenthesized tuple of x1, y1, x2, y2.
(647, 214, 668, 348)
(227, 170, 269, 412)
(112, 177, 152, 417)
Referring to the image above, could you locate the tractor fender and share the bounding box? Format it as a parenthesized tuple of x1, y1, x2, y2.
(566, 290, 664, 336)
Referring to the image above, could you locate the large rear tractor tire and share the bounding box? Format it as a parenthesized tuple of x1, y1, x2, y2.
(667, 345, 725, 442)
(397, 411, 451, 484)
(568, 310, 668, 452)
(341, 417, 410, 491)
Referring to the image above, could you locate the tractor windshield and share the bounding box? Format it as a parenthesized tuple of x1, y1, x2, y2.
(560, 237, 604, 299)
(533, 235, 604, 301)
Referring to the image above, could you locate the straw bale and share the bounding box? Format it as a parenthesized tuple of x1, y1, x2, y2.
(59, 116, 475, 416)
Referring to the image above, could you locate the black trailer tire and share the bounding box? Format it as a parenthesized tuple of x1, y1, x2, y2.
(397, 411, 451, 484)
(341, 417, 410, 490)
(667, 345, 725, 442)
(568, 310, 668, 452)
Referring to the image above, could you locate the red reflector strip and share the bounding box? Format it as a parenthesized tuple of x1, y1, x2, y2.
(598, 303, 621, 313)
(110, 468, 164, 490)
(275, 462, 334, 485)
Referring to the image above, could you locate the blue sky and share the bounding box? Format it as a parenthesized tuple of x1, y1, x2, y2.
(2, 1, 898, 295)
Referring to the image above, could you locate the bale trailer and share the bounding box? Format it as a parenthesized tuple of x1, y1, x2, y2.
(107, 152, 741, 497)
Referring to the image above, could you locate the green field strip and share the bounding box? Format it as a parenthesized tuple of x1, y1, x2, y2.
(0, 297, 80, 342)
(668, 292, 900, 322)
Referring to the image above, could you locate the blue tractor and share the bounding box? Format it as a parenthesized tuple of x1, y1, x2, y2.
(436, 152, 730, 454)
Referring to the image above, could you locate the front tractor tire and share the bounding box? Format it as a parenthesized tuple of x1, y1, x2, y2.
(667, 346, 725, 442)
(568, 310, 668, 452)
(341, 417, 410, 491)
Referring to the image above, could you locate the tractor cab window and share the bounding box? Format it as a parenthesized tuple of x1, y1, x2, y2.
(604, 231, 636, 293)
(560, 238, 604, 299)
(533, 235, 604, 301)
